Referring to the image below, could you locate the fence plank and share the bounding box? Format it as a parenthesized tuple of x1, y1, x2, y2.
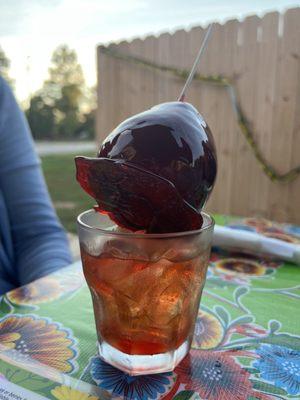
(97, 49, 116, 143)
(203, 23, 226, 214)
(290, 9, 300, 223)
(230, 15, 261, 217)
(267, 8, 300, 221)
(157, 33, 172, 103)
(143, 35, 156, 107)
(217, 20, 239, 215)
(117, 41, 134, 120)
(251, 12, 279, 217)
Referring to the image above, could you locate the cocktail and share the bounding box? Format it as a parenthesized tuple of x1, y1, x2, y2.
(75, 28, 217, 375)
(75, 100, 217, 375)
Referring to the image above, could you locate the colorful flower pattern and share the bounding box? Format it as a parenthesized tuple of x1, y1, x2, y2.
(262, 231, 300, 243)
(90, 357, 175, 400)
(7, 277, 62, 305)
(175, 349, 267, 400)
(253, 345, 300, 395)
(215, 258, 266, 276)
(51, 385, 99, 400)
(6, 268, 84, 306)
(229, 217, 300, 243)
(192, 310, 224, 349)
(242, 217, 274, 231)
(0, 314, 78, 373)
(209, 248, 281, 286)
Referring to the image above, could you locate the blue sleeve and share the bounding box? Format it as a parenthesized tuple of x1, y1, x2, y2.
(0, 77, 72, 285)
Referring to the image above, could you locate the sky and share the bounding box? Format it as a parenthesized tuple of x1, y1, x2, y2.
(0, 0, 298, 102)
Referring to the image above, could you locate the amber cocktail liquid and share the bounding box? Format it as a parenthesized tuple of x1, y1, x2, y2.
(78, 210, 214, 375)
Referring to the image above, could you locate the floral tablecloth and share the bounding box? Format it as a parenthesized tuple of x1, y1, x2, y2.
(0, 216, 299, 400)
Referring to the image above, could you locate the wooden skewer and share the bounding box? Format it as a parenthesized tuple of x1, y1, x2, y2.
(178, 24, 213, 102)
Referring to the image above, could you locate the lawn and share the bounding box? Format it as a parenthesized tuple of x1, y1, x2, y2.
(41, 153, 95, 233)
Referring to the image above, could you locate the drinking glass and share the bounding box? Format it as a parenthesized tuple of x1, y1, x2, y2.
(78, 209, 214, 375)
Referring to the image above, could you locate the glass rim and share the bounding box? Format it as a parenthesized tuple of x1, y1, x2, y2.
(77, 209, 214, 239)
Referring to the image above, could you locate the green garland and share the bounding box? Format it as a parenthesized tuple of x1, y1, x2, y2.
(99, 46, 300, 183)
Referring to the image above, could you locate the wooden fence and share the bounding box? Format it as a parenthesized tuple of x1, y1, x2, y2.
(96, 8, 300, 224)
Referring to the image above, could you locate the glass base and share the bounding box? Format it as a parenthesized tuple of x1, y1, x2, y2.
(98, 340, 190, 375)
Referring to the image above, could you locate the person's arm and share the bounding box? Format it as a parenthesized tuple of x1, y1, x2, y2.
(0, 77, 72, 285)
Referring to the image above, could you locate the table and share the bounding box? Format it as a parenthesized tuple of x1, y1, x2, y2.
(0, 215, 299, 400)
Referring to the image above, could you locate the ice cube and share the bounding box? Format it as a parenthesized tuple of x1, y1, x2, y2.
(164, 235, 210, 262)
(114, 291, 144, 320)
(101, 237, 150, 262)
(114, 260, 168, 304)
(150, 283, 185, 325)
(94, 257, 135, 284)
(80, 236, 107, 257)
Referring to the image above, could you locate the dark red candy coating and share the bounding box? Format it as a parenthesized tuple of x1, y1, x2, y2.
(75, 157, 202, 233)
(99, 102, 217, 210)
(75, 101, 217, 233)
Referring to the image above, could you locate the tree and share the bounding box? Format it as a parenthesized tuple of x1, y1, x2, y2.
(75, 85, 96, 139)
(76, 109, 95, 140)
(0, 47, 14, 87)
(41, 45, 85, 138)
(81, 85, 97, 113)
(48, 45, 84, 87)
(26, 44, 94, 140)
(26, 95, 55, 140)
(43, 45, 85, 105)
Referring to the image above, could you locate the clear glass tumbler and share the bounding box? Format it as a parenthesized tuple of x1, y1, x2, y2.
(77, 209, 214, 375)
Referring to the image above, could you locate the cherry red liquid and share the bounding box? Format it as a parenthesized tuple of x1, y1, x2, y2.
(81, 247, 208, 355)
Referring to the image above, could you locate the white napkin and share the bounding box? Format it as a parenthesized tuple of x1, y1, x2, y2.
(213, 225, 300, 265)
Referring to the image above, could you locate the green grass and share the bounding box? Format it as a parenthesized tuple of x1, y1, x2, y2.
(41, 153, 95, 233)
